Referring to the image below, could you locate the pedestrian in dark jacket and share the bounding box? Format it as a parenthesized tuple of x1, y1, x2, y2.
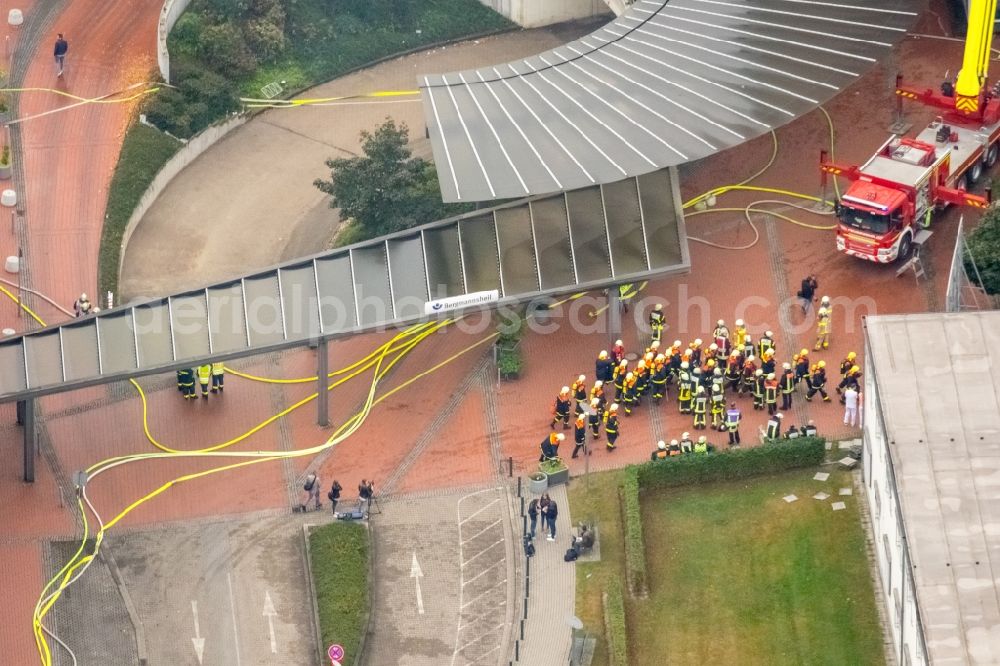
(544, 499, 558, 541)
(327, 480, 342, 514)
(528, 498, 539, 537)
(798, 274, 818, 313)
(54, 33, 68, 76)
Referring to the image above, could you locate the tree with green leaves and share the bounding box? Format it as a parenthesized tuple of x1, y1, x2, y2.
(965, 206, 1000, 294)
(314, 118, 472, 243)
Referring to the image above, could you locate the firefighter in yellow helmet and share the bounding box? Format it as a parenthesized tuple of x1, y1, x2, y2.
(197, 363, 212, 399)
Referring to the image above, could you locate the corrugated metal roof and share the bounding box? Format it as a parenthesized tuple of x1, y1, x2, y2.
(867, 311, 1000, 665)
(421, 0, 920, 202)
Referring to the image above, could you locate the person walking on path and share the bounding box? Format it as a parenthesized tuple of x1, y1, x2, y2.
(843, 386, 860, 427)
(301, 472, 321, 511)
(527, 497, 539, 538)
(54, 34, 68, 76)
(798, 274, 818, 313)
(327, 480, 342, 515)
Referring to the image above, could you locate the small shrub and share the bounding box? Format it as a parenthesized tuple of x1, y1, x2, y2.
(603, 578, 628, 666)
(620, 468, 648, 598)
(497, 348, 522, 378)
(966, 205, 1000, 294)
(539, 458, 566, 476)
(0, 145, 10, 167)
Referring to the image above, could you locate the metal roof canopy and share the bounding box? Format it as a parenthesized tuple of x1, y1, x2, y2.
(421, 0, 921, 203)
(0, 168, 688, 403)
(866, 311, 1000, 665)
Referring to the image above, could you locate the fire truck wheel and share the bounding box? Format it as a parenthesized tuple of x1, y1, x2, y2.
(968, 161, 984, 184)
(987, 144, 999, 168)
(898, 233, 912, 262)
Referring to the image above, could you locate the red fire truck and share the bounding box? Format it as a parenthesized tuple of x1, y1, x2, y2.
(821, 0, 998, 263)
(820, 124, 991, 263)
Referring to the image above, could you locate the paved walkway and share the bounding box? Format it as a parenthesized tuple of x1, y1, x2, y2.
(519, 482, 576, 665)
(119, 18, 608, 299)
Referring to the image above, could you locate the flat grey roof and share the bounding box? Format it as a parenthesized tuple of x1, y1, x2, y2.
(0, 168, 687, 403)
(866, 311, 1000, 665)
(421, 0, 920, 202)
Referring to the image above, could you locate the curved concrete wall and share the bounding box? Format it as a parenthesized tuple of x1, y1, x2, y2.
(157, 0, 192, 82)
(478, 0, 608, 27)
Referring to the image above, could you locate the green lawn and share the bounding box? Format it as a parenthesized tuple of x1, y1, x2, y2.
(570, 469, 884, 666)
(309, 522, 370, 666)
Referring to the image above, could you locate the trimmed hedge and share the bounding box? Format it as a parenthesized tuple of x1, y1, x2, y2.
(620, 468, 648, 598)
(603, 578, 629, 666)
(636, 437, 826, 491)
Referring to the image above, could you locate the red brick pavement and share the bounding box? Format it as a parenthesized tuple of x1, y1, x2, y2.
(0, 6, 989, 664)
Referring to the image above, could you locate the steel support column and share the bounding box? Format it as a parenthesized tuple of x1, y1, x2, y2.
(608, 288, 622, 347)
(23, 398, 34, 482)
(317, 338, 329, 427)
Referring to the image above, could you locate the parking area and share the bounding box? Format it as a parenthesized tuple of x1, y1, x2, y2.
(363, 486, 516, 666)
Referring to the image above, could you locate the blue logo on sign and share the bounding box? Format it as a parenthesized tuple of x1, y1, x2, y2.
(432, 303, 443, 310)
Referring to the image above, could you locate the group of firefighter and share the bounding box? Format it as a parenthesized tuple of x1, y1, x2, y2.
(543, 301, 863, 462)
(175, 362, 226, 399)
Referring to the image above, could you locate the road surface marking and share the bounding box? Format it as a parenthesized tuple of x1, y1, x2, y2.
(227, 572, 244, 666)
(263, 591, 278, 653)
(410, 553, 425, 615)
(190, 600, 206, 665)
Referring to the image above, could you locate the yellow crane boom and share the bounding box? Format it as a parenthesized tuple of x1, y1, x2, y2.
(955, 0, 998, 112)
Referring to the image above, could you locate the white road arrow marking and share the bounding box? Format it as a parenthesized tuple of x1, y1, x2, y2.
(263, 591, 278, 654)
(411, 552, 425, 615)
(191, 600, 206, 665)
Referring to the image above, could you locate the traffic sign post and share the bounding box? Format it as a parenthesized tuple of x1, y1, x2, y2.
(328, 644, 345, 664)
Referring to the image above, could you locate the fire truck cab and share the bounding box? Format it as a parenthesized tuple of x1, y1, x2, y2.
(831, 120, 992, 263)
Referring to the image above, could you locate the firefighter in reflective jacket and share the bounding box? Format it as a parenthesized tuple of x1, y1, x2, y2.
(211, 362, 225, 392)
(752, 369, 765, 410)
(613, 360, 628, 400)
(612, 339, 625, 364)
(588, 397, 603, 438)
(551, 387, 572, 429)
(572, 414, 587, 458)
(668, 439, 682, 456)
(780, 363, 795, 410)
(837, 352, 858, 393)
(667, 340, 683, 383)
(595, 350, 614, 384)
(758, 330, 775, 359)
(711, 381, 725, 430)
(741, 356, 757, 396)
(679, 431, 694, 454)
(693, 386, 708, 430)
(794, 349, 810, 385)
(725, 402, 741, 446)
(689, 338, 703, 366)
(760, 349, 776, 377)
(840, 365, 862, 403)
(724, 350, 742, 393)
(805, 361, 831, 402)
(649, 303, 665, 343)
(765, 413, 782, 440)
(651, 355, 669, 404)
(651, 440, 669, 461)
(694, 436, 709, 454)
(622, 373, 638, 415)
(733, 319, 747, 349)
(572, 375, 588, 414)
(197, 364, 212, 399)
(742, 334, 754, 360)
(590, 381, 607, 412)
(814, 305, 831, 350)
(677, 365, 693, 414)
(713, 319, 730, 359)
(604, 404, 620, 451)
(764, 372, 779, 415)
(176, 368, 196, 400)
(540, 432, 564, 461)
(634, 361, 649, 403)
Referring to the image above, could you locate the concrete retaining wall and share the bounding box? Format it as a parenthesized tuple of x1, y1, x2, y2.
(117, 116, 247, 285)
(157, 0, 192, 82)
(479, 0, 610, 27)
